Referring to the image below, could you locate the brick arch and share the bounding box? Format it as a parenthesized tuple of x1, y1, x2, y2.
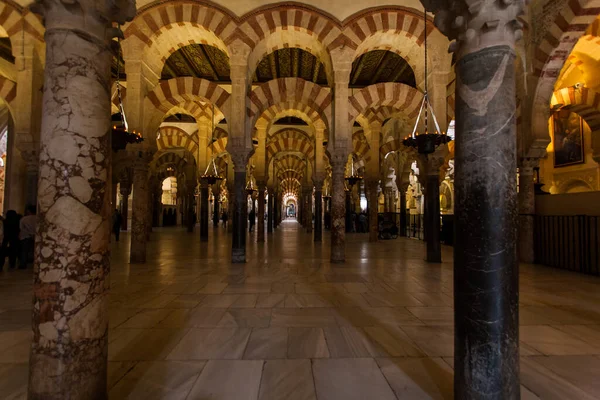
(157, 126, 198, 154)
(123, 2, 236, 77)
(278, 170, 305, 184)
(275, 153, 307, 174)
(266, 132, 315, 161)
(249, 78, 331, 131)
(0, 3, 44, 45)
(348, 82, 422, 124)
(209, 137, 228, 155)
(531, 0, 600, 150)
(352, 129, 370, 164)
(270, 127, 312, 142)
(0, 76, 17, 115)
(145, 77, 230, 136)
(551, 86, 600, 132)
(379, 139, 404, 159)
(153, 150, 190, 173)
(342, 9, 441, 88)
(257, 103, 327, 139)
(165, 100, 226, 124)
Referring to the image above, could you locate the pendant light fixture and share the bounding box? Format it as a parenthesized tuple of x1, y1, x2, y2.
(402, 9, 452, 155)
(112, 26, 143, 152)
(200, 104, 223, 185)
(344, 154, 363, 187)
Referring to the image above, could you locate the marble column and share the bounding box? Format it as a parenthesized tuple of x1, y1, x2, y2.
(29, 0, 134, 397)
(187, 189, 195, 233)
(437, 2, 524, 396)
(24, 151, 39, 207)
(344, 190, 352, 233)
(399, 188, 408, 237)
(366, 179, 379, 242)
(227, 184, 234, 234)
(257, 183, 266, 242)
(130, 155, 150, 263)
(518, 158, 536, 264)
(119, 183, 130, 231)
(111, 182, 118, 212)
(231, 160, 247, 263)
(306, 189, 313, 233)
(425, 173, 441, 263)
(330, 155, 346, 263)
(314, 187, 323, 242)
(213, 185, 220, 227)
(267, 190, 274, 234)
(199, 181, 209, 242)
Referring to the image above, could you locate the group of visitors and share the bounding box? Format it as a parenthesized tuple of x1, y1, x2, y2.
(346, 211, 369, 233)
(162, 208, 177, 226)
(0, 205, 37, 271)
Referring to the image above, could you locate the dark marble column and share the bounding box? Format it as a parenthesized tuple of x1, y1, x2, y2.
(130, 155, 151, 263)
(232, 170, 247, 263)
(187, 188, 195, 232)
(306, 189, 313, 233)
(367, 179, 379, 242)
(314, 188, 323, 242)
(399, 189, 407, 237)
(454, 45, 520, 398)
(518, 159, 536, 264)
(267, 189, 273, 234)
(330, 155, 346, 263)
(119, 182, 130, 231)
(29, 1, 134, 397)
(227, 184, 234, 234)
(425, 173, 441, 263)
(24, 151, 39, 208)
(344, 190, 352, 233)
(257, 184, 266, 242)
(199, 181, 209, 242)
(213, 185, 220, 227)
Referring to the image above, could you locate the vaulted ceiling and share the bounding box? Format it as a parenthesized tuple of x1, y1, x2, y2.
(151, 45, 415, 89)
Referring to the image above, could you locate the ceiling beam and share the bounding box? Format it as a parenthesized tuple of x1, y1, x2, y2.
(292, 48, 300, 78)
(370, 51, 392, 85)
(350, 54, 365, 85)
(176, 50, 200, 79)
(312, 61, 320, 83)
(269, 52, 278, 80)
(390, 60, 409, 83)
(163, 63, 179, 79)
(197, 45, 220, 81)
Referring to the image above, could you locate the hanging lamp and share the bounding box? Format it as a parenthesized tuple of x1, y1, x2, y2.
(402, 9, 452, 155)
(344, 155, 363, 187)
(246, 178, 256, 195)
(112, 26, 144, 152)
(200, 104, 224, 185)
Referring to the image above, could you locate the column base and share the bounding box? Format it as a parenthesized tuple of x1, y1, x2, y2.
(232, 249, 246, 263)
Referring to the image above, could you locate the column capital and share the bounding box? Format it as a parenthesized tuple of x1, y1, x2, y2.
(423, 0, 525, 59)
(518, 157, 540, 175)
(32, 0, 136, 40)
(230, 150, 249, 173)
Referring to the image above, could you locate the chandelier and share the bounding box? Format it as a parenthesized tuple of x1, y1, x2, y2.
(344, 155, 362, 187)
(246, 178, 256, 195)
(200, 103, 223, 185)
(112, 26, 143, 152)
(402, 9, 452, 155)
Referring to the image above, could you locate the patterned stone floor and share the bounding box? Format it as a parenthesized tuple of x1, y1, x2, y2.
(2, 219, 600, 399)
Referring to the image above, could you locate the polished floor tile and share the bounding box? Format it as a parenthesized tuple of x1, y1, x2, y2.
(2, 221, 600, 398)
(312, 358, 396, 400)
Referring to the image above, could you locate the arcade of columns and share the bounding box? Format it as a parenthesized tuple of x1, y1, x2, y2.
(0, 0, 597, 397)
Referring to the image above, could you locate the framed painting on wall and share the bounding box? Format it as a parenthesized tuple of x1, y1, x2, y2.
(552, 109, 584, 167)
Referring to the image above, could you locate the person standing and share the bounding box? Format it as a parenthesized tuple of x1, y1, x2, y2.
(19, 205, 37, 269)
(112, 209, 123, 242)
(248, 208, 256, 232)
(0, 210, 21, 270)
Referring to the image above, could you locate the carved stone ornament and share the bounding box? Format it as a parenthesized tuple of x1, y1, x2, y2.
(420, 0, 527, 58)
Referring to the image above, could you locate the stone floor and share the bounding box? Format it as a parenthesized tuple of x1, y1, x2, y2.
(2, 219, 600, 399)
